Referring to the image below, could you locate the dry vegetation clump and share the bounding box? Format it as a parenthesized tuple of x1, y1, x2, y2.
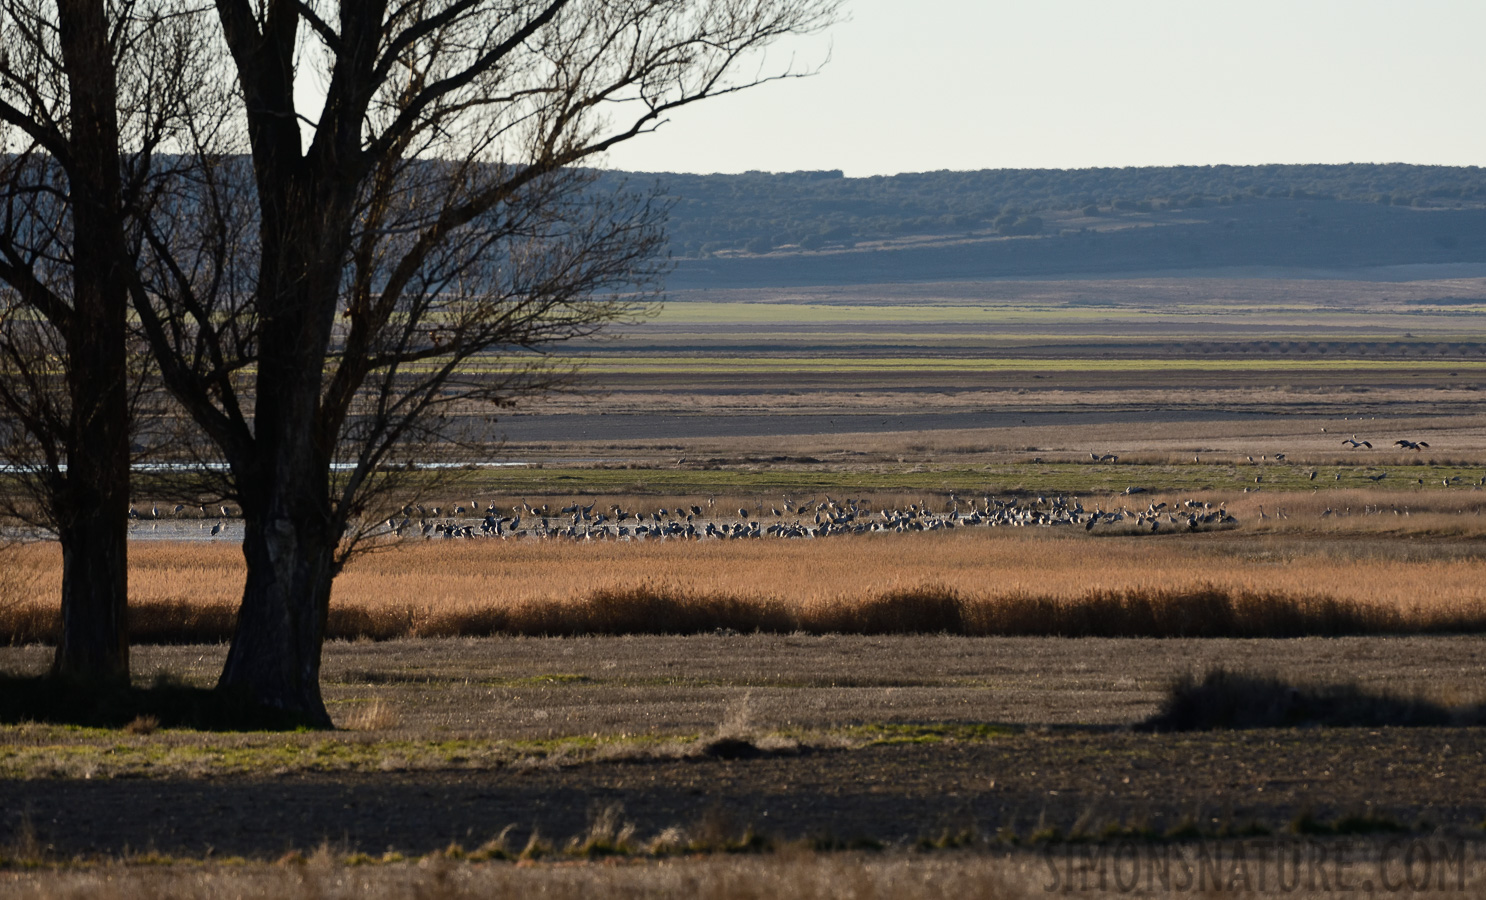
(122, 714, 160, 735)
(342, 699, 400, 731)
(963, 585, 1413, 638)
(1143, 667, 1486, 731)
(565, 804, 639, 858)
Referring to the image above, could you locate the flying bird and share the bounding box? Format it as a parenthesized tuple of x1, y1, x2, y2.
(1394, 439, 1429, 451)
(1342, 436, 1372, 449)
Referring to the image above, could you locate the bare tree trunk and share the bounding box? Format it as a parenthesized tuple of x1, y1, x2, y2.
(215, 187, 346, 725)
(49, 0, 131, 682)
(53, 512, 128, 681)
(215, 330, 341, 724)
(218, 506, 336, 726)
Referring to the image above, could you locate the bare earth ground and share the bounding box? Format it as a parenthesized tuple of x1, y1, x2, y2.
(4, 634, 1486, 860)
(4, 729, 1485, 858)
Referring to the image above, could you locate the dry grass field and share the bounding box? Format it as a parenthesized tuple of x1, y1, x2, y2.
(8, 490, 1486, 644)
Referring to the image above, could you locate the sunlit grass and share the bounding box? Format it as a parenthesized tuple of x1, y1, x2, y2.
(0, 724, 700, 779)
(8, 498, 1486, 643)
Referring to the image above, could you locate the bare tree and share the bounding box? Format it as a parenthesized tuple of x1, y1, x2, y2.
(0, 0, 191, 681)
(0, 0, 226, 682)
(128, 0, 838, 723)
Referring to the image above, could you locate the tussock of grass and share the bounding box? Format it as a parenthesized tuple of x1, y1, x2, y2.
(567, 805, 639, 858)
(342, 699, 400, 731)
(518, 831, 552, 861)
(0, 815, 47, 868)
(123, 714, 160, 735)
(1142, 667, 1486, 731)
(467, 826, 519, 862)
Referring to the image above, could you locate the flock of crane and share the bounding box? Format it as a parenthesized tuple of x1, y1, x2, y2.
(126, 435, 1444, 542)
(382, 494, 1240, 542)
(118, 492, 1242, 542)
(367, 434, 1444, 542)
(123, 503, 237, 538)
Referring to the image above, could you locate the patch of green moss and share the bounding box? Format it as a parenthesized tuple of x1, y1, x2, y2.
(0, 724, 724, 779)
(839, 722, 1012, 746)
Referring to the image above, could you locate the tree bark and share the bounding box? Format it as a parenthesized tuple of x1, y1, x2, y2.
(215, 289, 343, 724)
(53, 511, 128, 681)
(49, 0, 131, 682)
(218, 505, 336, 726)
(215, 175, 350, 726)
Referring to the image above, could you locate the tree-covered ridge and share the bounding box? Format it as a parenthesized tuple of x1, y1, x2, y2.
(597, 164, 1486, 256)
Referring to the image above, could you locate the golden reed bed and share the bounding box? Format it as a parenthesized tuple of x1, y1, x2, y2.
(5, 520, 1486, 641)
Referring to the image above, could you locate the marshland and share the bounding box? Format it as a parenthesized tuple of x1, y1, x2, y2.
(9, 274, 1486, 895)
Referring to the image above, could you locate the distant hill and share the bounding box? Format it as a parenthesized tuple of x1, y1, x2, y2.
(594, 164, 1486, 288)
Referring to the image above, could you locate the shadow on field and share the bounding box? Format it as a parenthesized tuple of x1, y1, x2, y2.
(1141, 667, 1486, 731)
(0, 672, 316, 731)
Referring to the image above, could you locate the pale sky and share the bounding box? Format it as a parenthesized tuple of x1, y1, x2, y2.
(602, 0, 1486, 176)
